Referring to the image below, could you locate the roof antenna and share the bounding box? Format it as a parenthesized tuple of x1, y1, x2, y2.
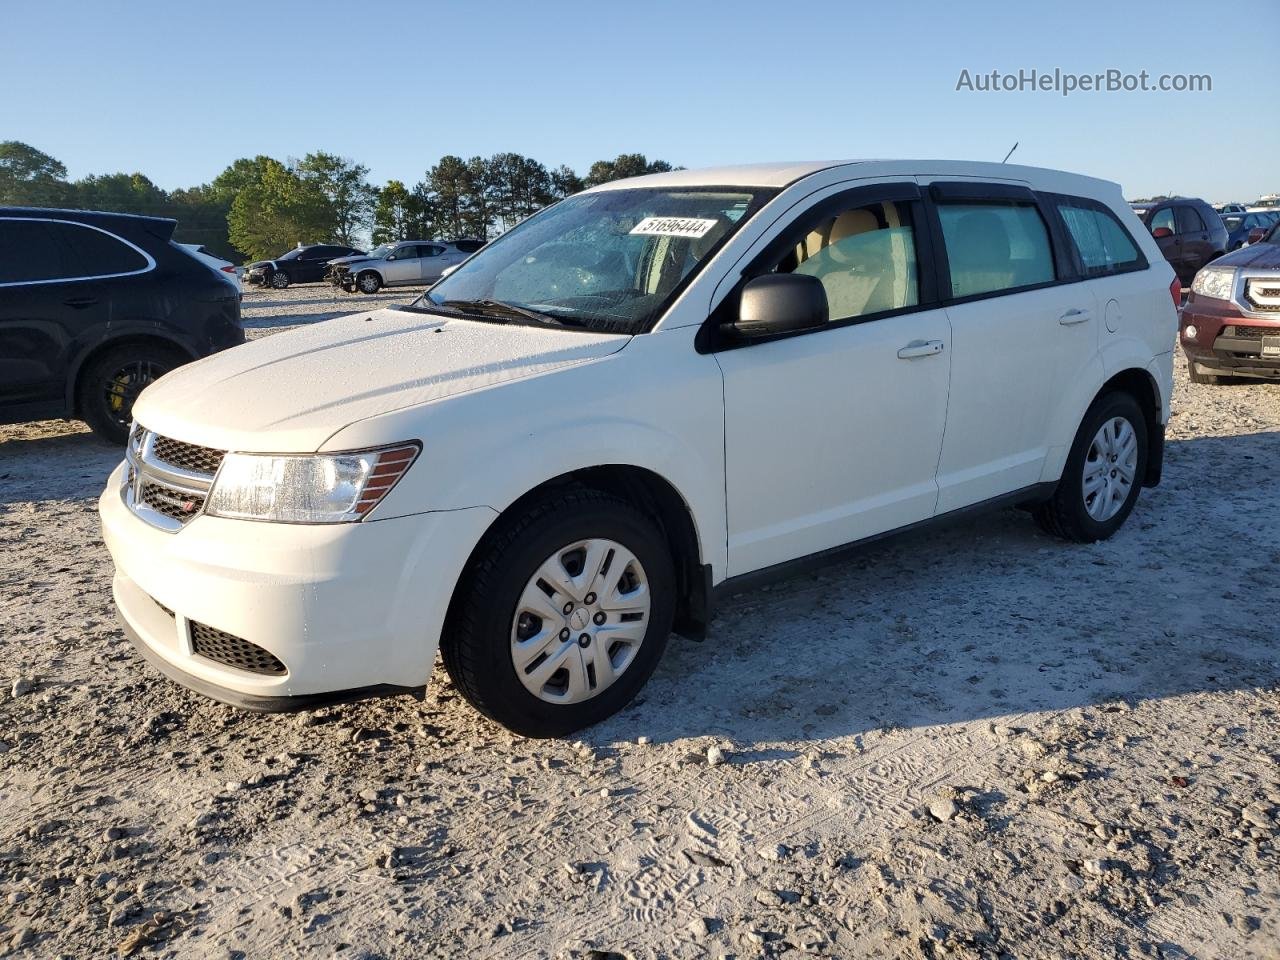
(1001, 141, 1019, 164)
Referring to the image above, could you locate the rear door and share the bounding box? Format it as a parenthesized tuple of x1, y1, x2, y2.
(924, 182, 1093, 512)
(418, 244, 451, 282)
(1175, 205, 1211, 273)
(0, 217, 149, 412)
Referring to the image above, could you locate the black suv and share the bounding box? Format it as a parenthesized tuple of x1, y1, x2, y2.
(0, 207, 244, 444)
(1130, 197, 1228, 286)
(244, 244, 364, 289)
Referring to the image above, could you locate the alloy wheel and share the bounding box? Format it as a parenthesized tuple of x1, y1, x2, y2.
(102, 361, 162, 429)
(510, 538, 651, 704)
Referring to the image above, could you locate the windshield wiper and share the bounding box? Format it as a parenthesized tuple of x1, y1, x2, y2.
(440, 298, 574, 328)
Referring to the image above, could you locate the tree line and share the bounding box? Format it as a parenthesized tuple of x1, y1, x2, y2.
(0, 141, 677, 262)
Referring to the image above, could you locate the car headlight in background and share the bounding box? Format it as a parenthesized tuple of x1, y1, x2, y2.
(205, 444, 419, 523)
(1190, 266, 1236, 301)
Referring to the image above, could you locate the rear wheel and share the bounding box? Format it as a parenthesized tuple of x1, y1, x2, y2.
(1033, 391, 1147, 543)
(441, 490, 676, 737)
(269, 270, 290, 289)
(78, 343, 186, 444)
(357, 271, 382, 294)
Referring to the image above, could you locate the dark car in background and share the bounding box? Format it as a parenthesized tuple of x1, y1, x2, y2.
(243, 243, 363, 289)
(0, 207, 244, 443)
(1179, 220, 1280, 384)
(1130, 197, 1228, 286)
(1222, 211, 1279, 250)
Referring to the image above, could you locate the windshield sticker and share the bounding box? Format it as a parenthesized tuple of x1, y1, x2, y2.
(629, 216, 719, 239)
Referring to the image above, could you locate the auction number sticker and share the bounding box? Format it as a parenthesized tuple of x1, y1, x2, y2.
(629, 216, 719, 239)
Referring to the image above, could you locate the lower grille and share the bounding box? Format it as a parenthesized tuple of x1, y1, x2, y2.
(1228, 325, 1280, 339)
(189, 622, 287, 676)
(140, 483, 205, 522)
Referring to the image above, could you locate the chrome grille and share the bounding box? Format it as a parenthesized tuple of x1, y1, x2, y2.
(189, 622, 286, 675)
(151, 436, 225, 475)
(1245, 277, 1280, 312)
(122, 424, 224, 532)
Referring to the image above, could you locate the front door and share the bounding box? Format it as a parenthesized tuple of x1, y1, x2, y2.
(716, 186, 951, 577)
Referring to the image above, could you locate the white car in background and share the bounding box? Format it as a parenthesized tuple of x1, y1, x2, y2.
(101, 160, 1177, 737)
(179, 243, 239, 278)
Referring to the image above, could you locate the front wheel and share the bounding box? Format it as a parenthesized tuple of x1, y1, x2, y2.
(1033, 391, 1147, 543)
(441, 490, 676, 737)
(269, 270, 290, 289)
(357, 271, 382, 294)
(1187, 360, 1224, 385)
(78, 343, 186, 444)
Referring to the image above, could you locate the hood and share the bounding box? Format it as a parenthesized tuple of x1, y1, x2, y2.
(329, 254, 372, 267)
(1211, 241, 1280, 271)
(133, 307, 630, 452)
(247, 260, 273, 270)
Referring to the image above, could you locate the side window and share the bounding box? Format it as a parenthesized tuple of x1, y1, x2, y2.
(423, 245, 446, 258)
(1176, 206, 1206, 234)
(56, 222, 148, 276)
(1150, 208, 1176, 235)
(767, 199, 919, 321)
(936, 202, 1055, 298)
(0, 219, 77, 283)
(1055, 198, 1145, 277)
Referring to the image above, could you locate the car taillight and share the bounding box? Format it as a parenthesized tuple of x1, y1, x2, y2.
(222, 266, 236, 273)
(1170, 277, 1182, 308)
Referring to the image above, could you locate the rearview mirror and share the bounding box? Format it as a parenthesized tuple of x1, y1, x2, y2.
(734, 274, 828, 337)
(1152, 226, 1173, 239)
(1248, 227, 1266, 244)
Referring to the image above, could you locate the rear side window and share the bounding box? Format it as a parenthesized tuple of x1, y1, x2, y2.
(0, 218, 147, 283)
(452, 239, 485, 253)
(423, 245, 446, 257)
(937, 202, 1055, 298)
(1054, 198, 1146, 277)
(1176, 206, 1206, 233)
(57, 222, 149, 275)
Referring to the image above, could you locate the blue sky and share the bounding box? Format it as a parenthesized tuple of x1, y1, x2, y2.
(5, 0, 1277, 202)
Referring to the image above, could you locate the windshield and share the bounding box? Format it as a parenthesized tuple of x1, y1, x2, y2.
(278, 249, 303, 261)
(366, 244, 394, 259)
(406, 186, 773, 333)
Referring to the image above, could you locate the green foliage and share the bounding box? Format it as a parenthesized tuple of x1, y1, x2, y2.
(1, 140, 679, 262)
(583, 153, 676, 188)
(0, 141, 73, 206)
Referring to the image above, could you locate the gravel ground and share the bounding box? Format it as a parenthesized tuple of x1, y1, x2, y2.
(1, 284, 1278, 959)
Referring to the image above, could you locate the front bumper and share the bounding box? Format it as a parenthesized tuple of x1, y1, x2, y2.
(100, 462, 497, 707)
(1179, 294, 1280, 378)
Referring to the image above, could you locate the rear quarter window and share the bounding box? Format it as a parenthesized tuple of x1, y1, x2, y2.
(0, 218, 148, 283)
(1054, 198, 1147, 277)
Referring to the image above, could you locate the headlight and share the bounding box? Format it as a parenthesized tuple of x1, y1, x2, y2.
(205, 444, 419, 523)
(1191, 266, 1235, 301)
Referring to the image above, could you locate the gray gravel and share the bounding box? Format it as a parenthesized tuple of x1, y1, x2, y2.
(1, 283, 1277, 957)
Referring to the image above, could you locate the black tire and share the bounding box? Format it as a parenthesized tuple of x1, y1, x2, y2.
(356, 271, 382, 294)
(1033, 391, 1148, 544)
(441, 489, 676, 738)
(1187, 359, 1224, 385)
(269, 270, 290, 289)
(77, 342, 187, 445)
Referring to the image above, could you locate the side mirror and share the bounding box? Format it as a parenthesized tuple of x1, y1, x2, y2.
(1151, 226, 1173, 239)
(734, 274, 828, 337)
(1248, 227, 1266, 244)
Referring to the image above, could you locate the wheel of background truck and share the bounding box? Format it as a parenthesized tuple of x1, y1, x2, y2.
(269, 270, 290, 289)
(1032, 391, 1148, 544)
(1187, 359, 1224, 385)
(441, 489, 676, 738)
(357, 271, 382, 294)
(78, 342, 186, 445)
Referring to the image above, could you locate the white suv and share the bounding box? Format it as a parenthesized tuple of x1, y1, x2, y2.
(100, 160, 1179, 736)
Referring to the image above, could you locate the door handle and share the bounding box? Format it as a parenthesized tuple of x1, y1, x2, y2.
(896, 339, 945, 359)
(63, 297, 99, 309)
(1059, 308, 1091, 325)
